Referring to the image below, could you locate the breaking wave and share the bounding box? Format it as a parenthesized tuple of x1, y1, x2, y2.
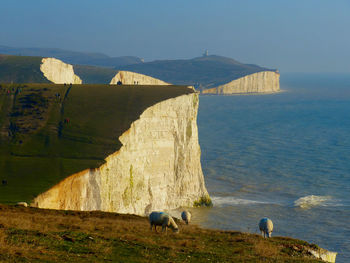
(211, 196, 270, 207)
(293, 195, 339, 209)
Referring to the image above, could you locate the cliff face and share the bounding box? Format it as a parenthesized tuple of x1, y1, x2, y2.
(110, 71, 170, 85)
(40, 58, 82, 84)
(32, 92, 208, 215)
(202, 71, 280, 94)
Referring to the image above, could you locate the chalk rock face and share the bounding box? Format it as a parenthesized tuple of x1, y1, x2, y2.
(307, 247, 337, 263)
(32, 93, 208, 216)
(202, 71, 280, 94)
(110, 71, 170, 85)
(40, 58, 82, 84)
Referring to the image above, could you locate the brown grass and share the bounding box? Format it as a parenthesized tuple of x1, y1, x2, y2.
(0, 205, 323, 262)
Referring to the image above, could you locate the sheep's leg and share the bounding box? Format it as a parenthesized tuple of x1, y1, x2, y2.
(162, 225, 167, 234)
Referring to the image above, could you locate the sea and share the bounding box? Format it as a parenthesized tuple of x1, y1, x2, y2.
(195, 73, 350, 262)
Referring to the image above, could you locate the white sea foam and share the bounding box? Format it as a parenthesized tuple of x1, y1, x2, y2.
(211, 196, 269, 207)
(293, 195, 337, 209)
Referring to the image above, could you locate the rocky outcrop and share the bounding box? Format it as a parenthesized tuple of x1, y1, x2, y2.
(202, 71, 280, 94)
(308, 247, 337, 263)
(40, 58, 82, 84)
(32, 92, 208, 215)
(110, 71, 170, 85)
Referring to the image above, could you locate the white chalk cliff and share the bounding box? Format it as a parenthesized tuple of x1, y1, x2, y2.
(202, 71, 280, 94)
(308, 247, 337, 263)
(40, 57, 82, 84)
(32, 92, 208, 216)
(110, 71, 170, 85)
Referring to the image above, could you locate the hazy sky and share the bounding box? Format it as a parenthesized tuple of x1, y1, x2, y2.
(1, 0, 349, 72)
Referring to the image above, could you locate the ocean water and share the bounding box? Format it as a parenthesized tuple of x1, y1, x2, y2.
(195, 73, 350, 262)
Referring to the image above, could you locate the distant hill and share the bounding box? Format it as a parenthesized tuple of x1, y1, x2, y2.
(0, 54, 117, 84)
(0, 54, 49, 83)
(0, 45, 143, 68)
(0, 49, 278, 87)
(73, 65, 117, 84)
(117, 55, 277, 90)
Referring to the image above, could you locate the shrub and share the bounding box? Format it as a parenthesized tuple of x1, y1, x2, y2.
(193, 195, 213, 207)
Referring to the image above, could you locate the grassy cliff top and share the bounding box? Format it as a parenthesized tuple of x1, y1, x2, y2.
(0, 55, 49, 83)
(0, 83, 194, 204)
(0, 205, 324, 262)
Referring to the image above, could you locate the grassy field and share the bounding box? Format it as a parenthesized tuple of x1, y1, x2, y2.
(0, 83, 193, 204)
(0, 205, 324, 263)
(0, 55, 49, 83)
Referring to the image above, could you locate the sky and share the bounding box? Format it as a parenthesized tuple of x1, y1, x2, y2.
(1, 0, 349, 73)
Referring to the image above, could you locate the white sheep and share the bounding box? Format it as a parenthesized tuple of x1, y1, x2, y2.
(259, 218, 273, 238)
(181, 211, 191, 225)
(149, 211, 179, 233)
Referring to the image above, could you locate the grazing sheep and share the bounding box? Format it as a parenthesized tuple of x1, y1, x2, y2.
(181, 211, 191, 225)
(259, 218, 273, 238)
(149, 212, 179, 233)
(16, 202, 28, 207)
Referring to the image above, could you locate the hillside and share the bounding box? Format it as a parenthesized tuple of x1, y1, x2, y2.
(0, 53, 278, 88)
(117, 55, 277, 90)
(0, 83, 193, 204)
(0, 204, 325, 262)
(0, 55, 49, 83)
(73, 65, 117, 84)
(0, 45, 143, 67)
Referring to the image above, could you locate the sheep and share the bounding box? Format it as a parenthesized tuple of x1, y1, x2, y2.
(149, 211, 179, 233)
(259, 217, 273, 238)
(181, 210, 191, 225)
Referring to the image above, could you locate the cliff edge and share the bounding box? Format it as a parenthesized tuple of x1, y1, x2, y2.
(202, 71, 280, 94)
(40, 57, 82, 84)
(110, 71, 170, 85)
(31, 91, 208, 215)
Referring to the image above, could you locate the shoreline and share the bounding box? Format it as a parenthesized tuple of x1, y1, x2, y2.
(200, 89, 287, 96)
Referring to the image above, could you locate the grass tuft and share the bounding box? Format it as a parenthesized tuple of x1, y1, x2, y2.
(193, 195, 213, 207)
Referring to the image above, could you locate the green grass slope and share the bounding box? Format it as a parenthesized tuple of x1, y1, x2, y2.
(0, 83, 193, 204)
(0, 55, 49, 83)
(118, 55, 278, 90)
